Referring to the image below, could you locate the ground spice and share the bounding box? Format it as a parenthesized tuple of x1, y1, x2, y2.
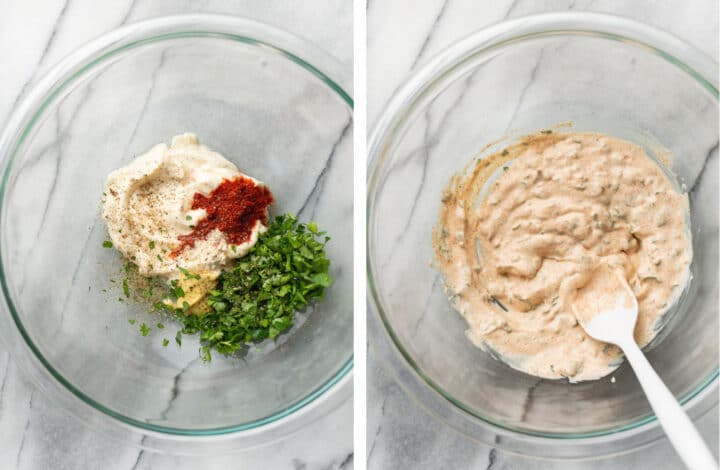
(171, 176, 274, 257)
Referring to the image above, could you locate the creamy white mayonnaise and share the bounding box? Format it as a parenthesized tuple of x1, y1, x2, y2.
(102, 133, 268, 280)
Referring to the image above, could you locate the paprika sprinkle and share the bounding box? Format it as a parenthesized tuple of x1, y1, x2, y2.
(171, 176, 274, 257)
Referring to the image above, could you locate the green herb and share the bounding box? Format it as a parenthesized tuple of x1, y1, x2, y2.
(128, 319, 136, 325)
(102, 241, 113, 248)
(157, 254, 162, 262)
(140, 323, 150, 336)
(175, 330, 183, 346)
(157, 322, 165, 329)
(122, 278, 130, 298)
(541, 129, 553, 134)
(162, 338, 169, 347)
(149, 240, 155, 249)
(124, 261, 138, 274)
(179, 267, 201, 280)
(175, 214, 332, 361)
(169, 279, 185, 299)
(231, 245, 237, 253)
(186, 215, 192, 221)
(503, 166, 509, 171)
(501, 149, 509, 156)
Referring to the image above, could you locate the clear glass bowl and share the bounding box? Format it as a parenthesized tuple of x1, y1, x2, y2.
(0, 15, 352, 453)
(367, 13, 717, 459)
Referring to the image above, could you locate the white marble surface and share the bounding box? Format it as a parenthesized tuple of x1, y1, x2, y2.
(0, 1, 352, 469)
(367, 0, 719, 469)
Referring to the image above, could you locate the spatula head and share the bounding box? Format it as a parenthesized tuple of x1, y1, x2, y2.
(572, 264, 638, 347)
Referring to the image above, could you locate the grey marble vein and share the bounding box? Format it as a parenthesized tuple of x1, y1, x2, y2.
(412, 274, 440, 335)
(504, 46, 545, 132)
(55, 221, 97, 330)
(38, 0, 70, 67)
(155, 359, 197, 422)
(504, 0, 523, 18)
(3, 0, 70, 121)
(0, 356, 8, 414)
(35, 82, 95, 241)
(366, 392, 390, 467)
(410, 0, 450, 70)
(298, 118, 353, 219)
(519, 379, 543, 423)
(484, 448, 497, 470)
(13, 390, 34, 470)
(130, 435, 148, 470)
(121, 48, 170, 161)
(120, 0, 139, 25)
(320, 452, 354, 470)
(689, 139, 718, 195)
(379, 71, 477, 271)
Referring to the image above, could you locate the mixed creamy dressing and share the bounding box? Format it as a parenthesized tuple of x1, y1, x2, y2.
(433, 132, 692, 382)
(102, 133, 270, 302)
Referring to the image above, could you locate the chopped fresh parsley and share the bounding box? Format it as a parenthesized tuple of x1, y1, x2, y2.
(179, 267, 201, 280)
(122, 278, 130, 298)
(169, 279, 185, 299)
(175, 214, 332, 361)
(139, 323, 150, 336)
(149, 240, 156, 249)
(102, 241, 113, 248)
(157, 322, 165, 329)
(128, 319, 136, 325)
(125, 261, 138, 274)
(162, 338, 170, 347)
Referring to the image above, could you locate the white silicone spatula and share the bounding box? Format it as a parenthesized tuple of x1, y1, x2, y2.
(572, 264, 717, 470)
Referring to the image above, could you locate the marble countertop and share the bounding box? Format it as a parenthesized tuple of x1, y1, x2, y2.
(367, 0, 718, 469)
(0, 1, 352, 469)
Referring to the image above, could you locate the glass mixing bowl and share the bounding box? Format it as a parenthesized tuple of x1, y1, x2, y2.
(367, 13, 717, 459)
(0, 15, 352, 453)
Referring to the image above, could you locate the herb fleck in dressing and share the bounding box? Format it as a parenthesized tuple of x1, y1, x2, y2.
(433, 132, 692, 382)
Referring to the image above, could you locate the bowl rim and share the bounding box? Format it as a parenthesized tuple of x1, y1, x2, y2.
(0, 14, 353, 448)
(367, 11, 718, 458)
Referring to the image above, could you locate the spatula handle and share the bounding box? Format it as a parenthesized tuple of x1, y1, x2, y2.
(622, 341, 717, 470)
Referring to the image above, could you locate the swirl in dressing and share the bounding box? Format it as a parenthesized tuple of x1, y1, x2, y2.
(433, 132, 691, 382)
